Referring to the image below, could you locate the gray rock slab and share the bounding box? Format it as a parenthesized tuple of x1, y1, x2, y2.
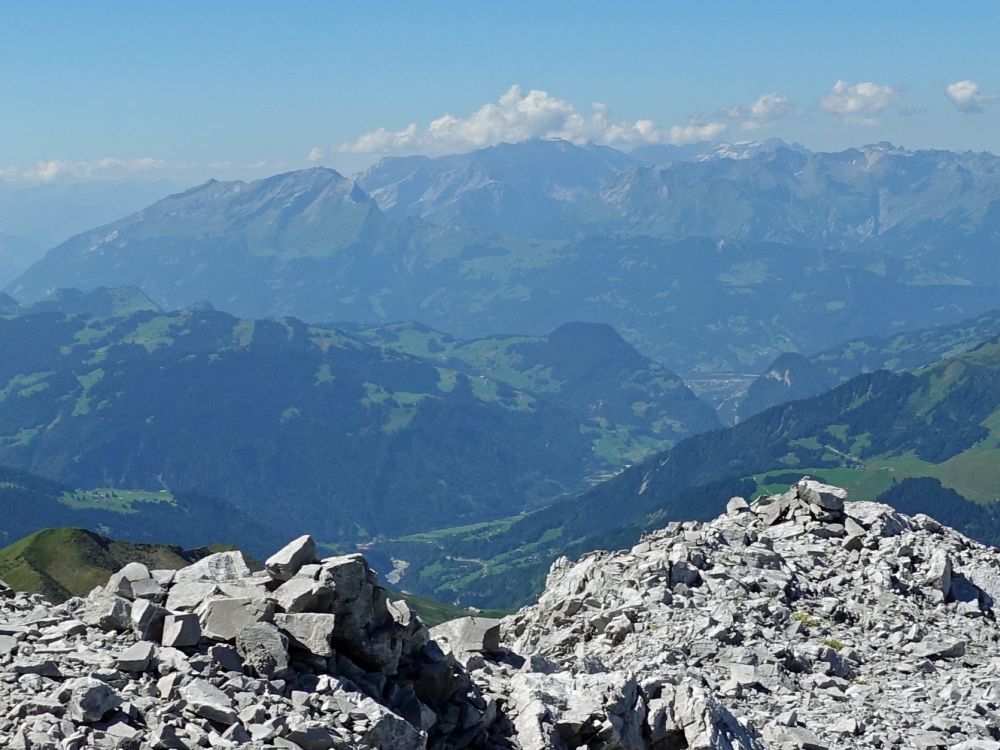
(265, 535, 318, 581)
(116, 641, 155, 672)
(274, 612, 336, 657)
(179, 677, 238, 724)
(162, 612, 201, 648)
(63, 677, 122, 723)
(198, 596, 274, 641)
(236, 621, 290, 678)
(173, 551, 250, 584)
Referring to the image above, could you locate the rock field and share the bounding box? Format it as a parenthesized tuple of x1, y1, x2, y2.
(2, 480, 1000, 749)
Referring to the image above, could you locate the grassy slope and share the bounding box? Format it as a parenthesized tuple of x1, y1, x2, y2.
(0, 527, 207, 601)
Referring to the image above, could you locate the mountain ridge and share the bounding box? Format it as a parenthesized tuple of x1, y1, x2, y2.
(11, 139, 1000, 375)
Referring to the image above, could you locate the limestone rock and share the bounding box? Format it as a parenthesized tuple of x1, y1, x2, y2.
(198, 596, 274, 641)
(4, 486, 998, 750)
(161, 612, 201, 648)
(273, 612, 336, 656)
(179, 678, 238, 724)
(430, 616, 502, 663)
(266, 534, 318, 580)
(173, 551, 250, 584)
(236, 621, 290, 678)
(63, 677, 122, 723)
(130, 597, 167, 641)
(116, 641, 156, 672)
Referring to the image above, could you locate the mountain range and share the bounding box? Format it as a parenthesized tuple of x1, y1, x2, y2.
(10, 139, 1000, 378)
(0, 289, 715, 547)
(369, 334, 1000, 607)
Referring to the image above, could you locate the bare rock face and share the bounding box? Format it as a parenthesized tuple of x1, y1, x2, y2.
(2, 480, 1000, 748)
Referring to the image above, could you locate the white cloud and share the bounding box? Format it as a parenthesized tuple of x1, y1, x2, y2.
(945, 79, 996, 114)
(819, 80, 901, 125)
(0, 157, 169, 184)
(0, 157, 278, 185)
(337, 85, 728, 156)
(307, 147, 325, 163)
(719, 92, 795, 130)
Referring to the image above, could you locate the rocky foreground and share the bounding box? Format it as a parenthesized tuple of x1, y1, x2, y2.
(2, 480, 1000, 749)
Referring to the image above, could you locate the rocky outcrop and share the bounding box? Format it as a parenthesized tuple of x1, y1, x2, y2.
(2, 479, 1000, 748)
(492, 479, 1000, 748)
(0, 541, 499, 749)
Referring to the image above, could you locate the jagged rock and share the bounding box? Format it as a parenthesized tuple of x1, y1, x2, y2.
(179, 678, 238, 724)
(198, 596, 274, 641)
(925, 549, 953, 598)
(161, 612, 201, 648)
(962, 562, 1000, 608)
(912, 638, 966, 660)
(80, 592, 132, 632)
(497, 482, 1000, 750)
(347, 691, 427, 750)
(62, 677, 122, 723)
(503, 670, 647, 750)
(116, 641, 156, 672)
(274, 576, 331, 612)
(235, 621, 290, 678)
(796, 479, 846, 511)
(273, 612, 336, 656)
(266, 534, 318, 580)
(208, 643, 243, 672)
(105, 570, 135, 599)
(726, 496, 750, 514)
(130, 577, 166, 601)
(164, 580, 220, 611)
(119, 561, 152, 582)
(131, 598, 167, 641)
(430, 616, 502, 663)
(173, 551, 250, 584)
(5, 482, 999, 750)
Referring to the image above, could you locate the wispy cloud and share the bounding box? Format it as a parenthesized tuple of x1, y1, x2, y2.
(328, 85, 729, 158)
(945, 79, 997, 114)
(819, 80, 902, 125)
(0, 157, 277, 185)
(0, 157, 167, 184)
(717, 92, 797, 131)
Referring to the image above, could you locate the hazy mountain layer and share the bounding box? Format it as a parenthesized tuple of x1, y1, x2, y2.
(738, 307, 1000, 421)
(0, 178, 177, 286)
(11, 141, 1000, 374)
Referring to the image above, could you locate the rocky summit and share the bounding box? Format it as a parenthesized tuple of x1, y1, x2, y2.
(2, 481, 1000, 749)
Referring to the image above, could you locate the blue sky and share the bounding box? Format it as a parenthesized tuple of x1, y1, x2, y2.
(2, 1, 998, 184)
